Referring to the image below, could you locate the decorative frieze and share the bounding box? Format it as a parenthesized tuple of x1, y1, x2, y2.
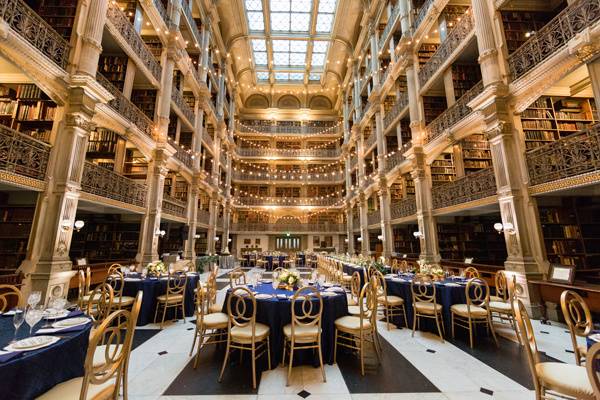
(230, 222, 345, 233)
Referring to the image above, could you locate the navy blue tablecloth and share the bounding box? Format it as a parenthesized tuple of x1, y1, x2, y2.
(264, 255, 288, 271)
(223, 283, 348, 367)
(341, 263, 390, 287)
(0, 314, 91, 400)
(122, 273, 199, 326)
(297, 254, 306, 268)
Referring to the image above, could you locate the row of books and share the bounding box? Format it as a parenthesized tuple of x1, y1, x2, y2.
(16, 103, 56, 121)
(522, 120, 553, 129)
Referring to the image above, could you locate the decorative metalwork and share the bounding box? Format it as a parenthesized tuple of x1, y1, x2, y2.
(107, 1, 162, 82)
(0, 124, 50, 181)
(508, 0, 600, 81)
(232, 171, 344, 183)
(230, 223, 345, 233)
(237, 121, 342, 135)
(391, 196, 416, 219)
(0, 0, 70, 69)
(383, 92, 408, 128)
(350, 155, 358, 170)
(364, 131, 377, 149)
(236, 148, 341, 158)
(202, 129, 214, 149)
(379, 2, 402, 49)
(197, 209, 210, 223)
(432, 168, 497, 209)
(527, 123, 600, 186)
(352, 217, 360, 228)
(152, 0, 170, 26)
(162, 194, 187, 218)
(81, 162, 147, 207)
(172, 142, 194, 169)
(418, 10, 474, 88)
(424, 80, 483, 143)
(96, 73, 155, 137)
(236, 197, 340, 206)
(412, 0, 435, 31)
(367, 210, 380, 225)
(362, 174, 375, 188)
(171, 87, 195, 125)
(384, 151, 406, 173)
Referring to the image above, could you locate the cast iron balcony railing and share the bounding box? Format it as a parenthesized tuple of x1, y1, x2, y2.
(152, 0, 170, 26)
(81, 162, 147, 208)
(432, 167, 497, 209)
(367, 210, 380, 225)
(202, 129, 214, 149)
(384, 92, 409, 128)
(236, 148, 341, 158)
(412, 0, 435, 31)
(379, 2, 402, 49)
(527, 123, 600, 186)
(230, 222, 345, 233)
(181, 0, 201, 45)
(350, 156, 358, 170)
(171, 87, 195, 125)
(364, 132, 377, 150)
(362, 174, 375, 188)
(384, 151, 406, 173)
(424, 81, 484, 143)
(508, 0, 600, 81)
(391, 196, 417, 219)
(171, 142, 194, 170)
(0, 0, 70, 69)
(0, 124, 50, 181)
(96, 73, 154, 137)
(197, 209, 210, 223)
(232, 171, 345, 183)
(236, 197, 341, 207)
(162, 194, 187, 219)
(418, 10, 474, 88)
(352, 217, 360, 228)
(237, 121, 342, 135)
(107, 1, 162, 83)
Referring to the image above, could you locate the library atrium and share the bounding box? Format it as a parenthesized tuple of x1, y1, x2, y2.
(0, 0, 600, 398)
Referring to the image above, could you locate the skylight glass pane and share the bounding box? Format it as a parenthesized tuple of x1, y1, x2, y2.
(256, 71, 270, 80)
(318, 0, 336, 13)
(275, 72, 289, 80)
(312, 40, 328, 53)
(247, 11, 265, 30)
(309, 73, 321, 81)
(290, 13, 310, 31)
(270, 0, 290, 12)
(289, 52, 305, 65)
(289, 73, 304, 80)
(273, 52, 289, 65)
(292, 0, 312, 12)
(254, 51, 268, 65)
(316, 13, 334, 32)
(290, 40, 307, 52)
(311, 52, 325, 66)
(271, 12, 290, 31)
(252, 39, 266, 51)
(245, 0, 263, 11)
(272, 40, 290, 52)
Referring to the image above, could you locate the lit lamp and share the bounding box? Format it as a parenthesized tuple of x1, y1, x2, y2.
(194, 234, 201, 239)
(377, 234, 384, 241)
(214, 236, 220, 241)
(61, 219, 85, 232)
(155, 229, 166, 238)
(494, 222, 516, 235)
(344, 238, 349, 243)
(413, 231, 424, 239)
(357, 237, 363, 242)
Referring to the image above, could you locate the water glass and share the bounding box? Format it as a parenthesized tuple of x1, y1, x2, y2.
(27, 291, 41, 308)
(25, 306, 43, 336)
(11, 308, 24, 343)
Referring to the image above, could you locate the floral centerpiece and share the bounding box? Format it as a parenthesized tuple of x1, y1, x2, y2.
(277, 268, 300, 290)
(418, 261, 445, 280)
(146, 261, 167, 277)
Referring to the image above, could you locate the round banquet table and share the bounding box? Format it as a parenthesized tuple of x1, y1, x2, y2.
(0, 313, 91, 400)
(122, 273, 200, 326)
(222, 282, 348, 367)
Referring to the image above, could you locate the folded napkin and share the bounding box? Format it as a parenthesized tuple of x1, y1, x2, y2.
(0, 350, 22, 363)
(63, 310, 84, 319)
(124, 278, 142, 282)
(36, 320, 91, 334)
(1, 310, 23, 317)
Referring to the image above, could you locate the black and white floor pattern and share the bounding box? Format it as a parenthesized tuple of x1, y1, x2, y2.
(124, 267, 583, 400)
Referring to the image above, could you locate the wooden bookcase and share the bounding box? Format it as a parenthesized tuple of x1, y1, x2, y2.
(0, 203, 35, 270)
(417, 43, 439, 66)
(460, 133, 492, 173)
(131, 89, 157, 120)
(500, 10, 556, 55)
(194, 231, 208, 255)
(392, 224, 420, 257)
(423, 96, 446, 125)
(452, 64, 481, 98)
(36, 0, 78, 39)
(403, 173, 415, 195)
(98, 55, 128, 91)
(430, 153, 455, 185)
(123, 148, 148, 180)
(10, 84, 57, 142)
(142, 36, 163, 60)
(87, 128, 121, 170)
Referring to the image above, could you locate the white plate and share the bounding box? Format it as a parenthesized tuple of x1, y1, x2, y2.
(444, 283, 461, 287)
(589, 333, 600, 343)
(6, 336, 60, 351)
(52, 317, 90, 328)
(1, 310, 23, 316)
(255, 294, 272, 300)
(42, 310, 70, 319)
(320, 291, 337, 297)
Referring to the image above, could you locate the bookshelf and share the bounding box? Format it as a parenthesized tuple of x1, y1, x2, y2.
(452, 64, 481, 98)
(392, 224, 420, 257)
(123, 149, 148, 179)
(500, 10, 555, 55)
(194, 231, 208, 255)
(86, 128, 121, 170)
(390, 182, 404, 201)
(36, 0, 78, 39)
(143, 36, 163, 60)
(460, 133, 492, 173)
(403, 173, 415, 195)
(98, 55, 128, 91)
(430, 153, 455, 185)
(10, 84, 57, 142)
(0, 85, 15, 129)
(423, 96, 446, 125)
(0, 203, 35, 270)
(131, 89, 157, 120)
(158, 225, 186, 255)
(521, 96, 598, 151)
(417, 43, 439, 66)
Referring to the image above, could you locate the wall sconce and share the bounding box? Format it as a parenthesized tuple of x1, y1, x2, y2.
(61, 219, 85, 232)
(494, 222, 516, 235)
(413, 231, 424, 239)
(377, 234, 384, 241)
(357, 237, 363, 242)
(194, 234, 201, 239)
(155, 229, 166, 238)
(214, 236, 220, 241)
(344, 238, 349, 243)
(228, 238, 232, 242)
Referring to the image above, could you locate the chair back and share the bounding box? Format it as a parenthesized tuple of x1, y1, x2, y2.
(494, 271, 509, 301)
(371, 270, 387, 299)
(195, 281, 208, 326)
(273, 267, 285, 276)
(86, 283, 114, 327)
(227, 286, 257, 337)
(290, 286, 322, 336)
(229, 268, 247, 288)
(166, 271, 188, 301)
(400, 260, 409, 272)
(463, 266, 480, 279)
(106, 264, 125, 298)
(586, 342, 600, 398)
(350, 271, 361, 303)
(360, 280, 378, 328)
(367, 265, 378, 280)
(513, 299, 542, 393)
(465, 278, 490, 309)
(390, 259, 401, 274)
(0, 284, 22, 312)
(560, 290, 593, 338)
(411, 274, 436, 306)
(77, 267, 91, 309)
(174, 259, 195, 272)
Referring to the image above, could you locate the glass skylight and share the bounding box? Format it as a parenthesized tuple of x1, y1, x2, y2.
(256, 71, 270, 80)
(270, 0, 311, 32)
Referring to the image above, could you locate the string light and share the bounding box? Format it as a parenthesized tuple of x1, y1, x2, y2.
(235, 120, 343, 139)
(236, 136, 341, 151)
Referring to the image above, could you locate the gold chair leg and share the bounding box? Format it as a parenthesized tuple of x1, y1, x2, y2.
(333, 330, 338, 364)
(412, 311, 417, 337)
(266, 336, 271, 370)
(435, 313, 444, 343)
(359, 332, 365, 376)
(193, 328, 205, 369)
(160, 303, 168, 329)
(153, 302, 159, 324)
(281, 337, 287, 366)
(451, 313, 455, 338)
(189, 325, 199, 356)
(402, 305, 408, 328)
(181, 301, 186, 323)
(488, 314, 499, 347)
(468, 318, 474, 348)
(385, 305, 391, 331)
(218, 340, 231, 383)
(286, 340, 294, 387)
(318, 339, 326, 383)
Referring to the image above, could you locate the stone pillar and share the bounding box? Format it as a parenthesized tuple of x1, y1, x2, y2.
(398, 0, 411, 35)
(443, 68, 456, 106)
(359, 194, 370, 256)
(374, 101, 386, 171)
(352, 64, 362, 121)
(75, 0, 108, 76)
(378, 182, 394, 258)
(206, 196, 218, 253)
(472, 0, 502, 86)
(221, 202, 232, 253)
(184, 183, 199, 259)
(345, 206, 355, 254)
(587, 59, 600, 120)
(200, 28, 211, 83)
(369, 21, 380, 87)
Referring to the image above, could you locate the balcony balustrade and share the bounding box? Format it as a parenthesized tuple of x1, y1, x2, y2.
(0, 125, 50, 182)
(197, 208, 210, 224)
(423, 81, 483, 143)
(107, 1, 162, 83)
(81, 162, 147, 208)
(432, 168, 497, 209)
(96, 73, 154, 137)
(202, 129, 214, 149)
(412, 0, 435, 31)
(232, 171, 344, 183)
(418, 10, 474, 88)
(364, 132, 377, 150)
(350, 156, 358, 170)
(235, 197, 341, 207)
(231, 222, 345, 233)
(527, 123, 600, 186)
(352, 217, 360, 228)
(181, 0, 201, 45)
(0, 0, 70, 69)
(162, 194, 187, 219)
(384, 151, 406, 173)
(236, 147, 341, 158)
(508, 0, 600, 81)
(391, 196, 417, 219)
(152, 0, 170, 26)
(171, 142, 194, 169)
(368, 210, 380, 225)
(171, 87, 195, 125)
(383, 92, 409, 128)
(378, 2, 402, 49)
(236, 121, 342, 135)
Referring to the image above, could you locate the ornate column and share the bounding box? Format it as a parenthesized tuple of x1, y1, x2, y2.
(75, 0, 108, 76)
(345, 205, 355, 254)
(184, 182, 199, 259)
(588, 59, 600, 120)
(206, 195, 218, 253)
(356, 126, 366, 184)
(359, 194, 370, 256)
(398, 0, 411, 35)
(369, 20, 380, 87)
(378, 180, 394, 258)
(471, 0, 502, 86)
(221, 201, 232, 253)
(200, 27, 211, 83)
(374, 101, 386, 171)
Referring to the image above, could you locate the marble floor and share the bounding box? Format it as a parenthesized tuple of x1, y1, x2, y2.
(124, 267, 585, 400)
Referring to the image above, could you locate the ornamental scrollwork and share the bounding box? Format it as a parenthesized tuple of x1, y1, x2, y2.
(81, 161, 148, 207)
(0, 125, 51, 181)
(432, 168, 497, 209)
(390, 196, 417, 219)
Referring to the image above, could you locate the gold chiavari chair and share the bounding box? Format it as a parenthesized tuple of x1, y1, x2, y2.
(256, 255, 266, 269)
(273, 267, 285, 276)
(372, 270, 408, 331)
(228, 267, 247, 288)
(77, 267, 91, 309)
(411, 274, 444, 341)
(347, 271, 361, 306)
(334, 280, 381, 376)
(39, 300, 141, 400)
(450, 278, 498, 348)
(205, 271, 222, 313)
(86, 283, 114, 328)
(561, 290, 593, 366)
(514, 299, 594, 400)
(586, 342, 600, 398)
(463, 266, 480, 279)
(154, 270, 188, 328)
(105, 264, 135, 312)
(490, 270, 509, 303)
(282, 286, 325, 386)
(0, 284, 22, 312)
(190, 281, 228, 368)
(390, 259, 401, 274)
(488, 273, 520, 343)
(339, 262, 353, 290)
(219, 286, 271, 389)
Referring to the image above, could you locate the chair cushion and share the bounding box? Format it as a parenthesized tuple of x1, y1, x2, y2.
(577, 344, 588, 359)
(36, 376, 116, 400)
(488, 301, 512, 313)
(342, 275, 353, 281)
(93, 344, 120, 368)
(208, 303, 222, 313)
(347, 305, 361, 315)
(347, 296, 358, 306)
(230, 323, 270, 344)
(450, 304, 488, 318)
(113, 296, 135, 306)
(283, 323, 320, 342)
(157, 294, 184, 303)
(335, 315, 371, 332)
(535, 362, 594, 399)
(489, 295, 505, 303)
(199, 312, 229, 328)
(378, 295, 404, 306)
(414, 301, 442, 315)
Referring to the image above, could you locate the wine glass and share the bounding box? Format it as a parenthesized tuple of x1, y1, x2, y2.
(27, 291, 41, 308)
(25, 306, 43, 336)
(11, 308, 24, 343)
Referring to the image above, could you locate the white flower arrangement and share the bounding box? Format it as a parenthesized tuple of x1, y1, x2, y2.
(278, 269, 300, 287)
(146, 261, 167, 277)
